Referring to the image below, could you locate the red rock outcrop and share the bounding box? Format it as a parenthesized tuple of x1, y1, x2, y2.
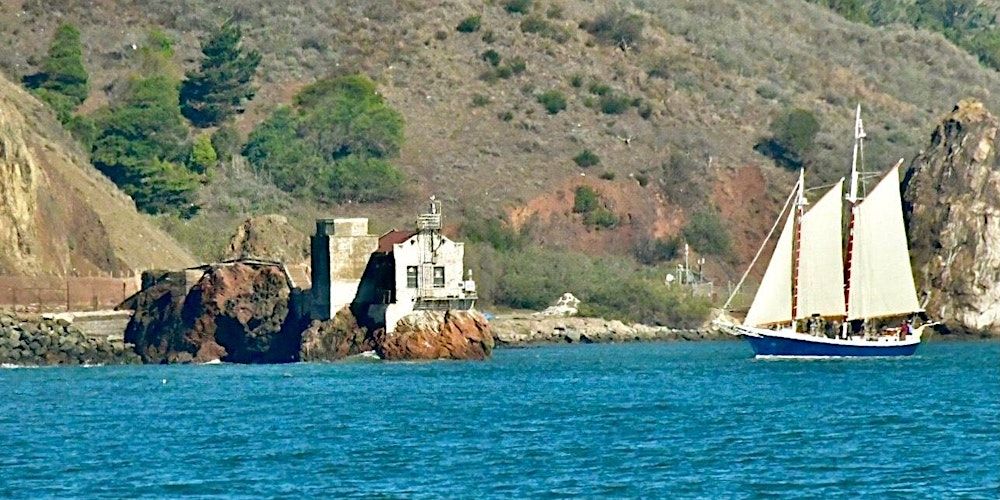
(374, 310, 494, 361)
(123, 261, 300, 363)
(299, 308, 372, 362)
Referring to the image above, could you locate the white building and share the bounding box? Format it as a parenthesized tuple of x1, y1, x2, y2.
(312, 199, 477, 332)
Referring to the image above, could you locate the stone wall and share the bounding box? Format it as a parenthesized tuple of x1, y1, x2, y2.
(491, 315, 728, 346)
(0, 311, 139, 365)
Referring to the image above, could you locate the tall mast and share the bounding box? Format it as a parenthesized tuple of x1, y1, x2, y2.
(791, 168, 805, 321)
(847, 104, 865, 204)
(844, 104, 865, 324)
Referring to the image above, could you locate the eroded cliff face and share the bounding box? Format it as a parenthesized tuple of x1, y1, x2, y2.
(0, 94, 42, 272)
(0, 73, 194, 275)
(903, 99, 1000, 336)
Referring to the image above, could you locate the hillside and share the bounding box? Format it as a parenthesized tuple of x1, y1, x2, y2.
(2, 0, 1000, 285)
(0, 72, 195, 275)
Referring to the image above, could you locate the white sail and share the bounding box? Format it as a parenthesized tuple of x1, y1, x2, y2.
(796, 180, 846, 319)
(847, 164, 921, 320)
(744, 206, 795, 327)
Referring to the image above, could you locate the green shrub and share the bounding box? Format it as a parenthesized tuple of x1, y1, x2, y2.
(498, 110, 514, 121)
(24, 23, 89, 115)
(633, 236, 680, 265)
(244, 74, 406, 202)
(588, 82, 611, 95)
(456, 15, 482, 33)
(460, 214, 527, 251)
(481, 49, 501, 66)
(586, 8, 645, 48)
(599, 92, 631, 114)
(584, 207, 618, 229)
(683, 210, 731, 256)
(507, 56, 527, 74)
(180, 20, 261, 127)
(210, 125, 241, 163)
(599, 171, 615, 180)
(573, 185, 599, 213)
(472, 94, 491, 107)
(573, 149, 600, 167)
(536, 89, 567, 114)
(635, 173, 649, 187)
(189, 134, 218, 175)
(503, 0, 532, 14)
(569, 73, 584, 88)
(756, 108, 820, 169)
(755, 84, 780, 99)
(520, 15, 570, 42)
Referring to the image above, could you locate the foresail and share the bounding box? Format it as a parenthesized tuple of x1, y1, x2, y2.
(744, 207, 794, 327)
(847, 165, 921, 320)
(796, 180, 845, 319)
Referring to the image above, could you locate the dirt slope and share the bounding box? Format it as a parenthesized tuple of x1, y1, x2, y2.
(0, 73, 195, 275)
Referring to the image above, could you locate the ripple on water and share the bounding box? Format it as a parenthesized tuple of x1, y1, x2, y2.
(0, 341, 998, 498)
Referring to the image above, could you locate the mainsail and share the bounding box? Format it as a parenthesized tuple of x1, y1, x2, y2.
(846, 164, 921, 319)
(743, 205, 795, 327)
(796, 180, 846, 319)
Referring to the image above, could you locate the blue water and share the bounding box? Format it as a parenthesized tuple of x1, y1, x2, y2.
(2, 341, 998, 498)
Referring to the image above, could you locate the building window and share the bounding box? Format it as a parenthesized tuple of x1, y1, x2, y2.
(406, 266, 418, 288)
(433, 267, 445, 288)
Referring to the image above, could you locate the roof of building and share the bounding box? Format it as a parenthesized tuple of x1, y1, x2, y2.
(376, 229, 418, 253)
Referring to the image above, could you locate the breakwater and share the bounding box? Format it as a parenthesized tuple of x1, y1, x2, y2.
(0, 312, 139, 365)
(491, 315, 728, 346)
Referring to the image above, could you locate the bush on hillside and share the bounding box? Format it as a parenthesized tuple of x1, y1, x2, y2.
(520, 15, 571, 42)
(584, 207, 618, 229)
(24, 23, 89, 122)
(756, 108, 820, 169)
(210, 125, 241, 163)
(536, 89, 567, 114)
(503, 0, 533, 14)
(460, 214, 528, 252)
(573, 149, 601, 167)
(633, 236, 680, 265)
(180, 20, 261, 127)
(481, 49, 501, 67)
(456, 15, 482, 33)
(683, 210, 731, 256)
(573, 186, 599, 213)
(243, 74, 406, 202)
(585, 8, 645, 48)
(599, 92, 631, 114)
(189, 134, 218, 175)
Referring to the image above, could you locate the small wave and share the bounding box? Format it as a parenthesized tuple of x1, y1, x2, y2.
(1, 363, 41, 369)
(201, 359, 223, 365)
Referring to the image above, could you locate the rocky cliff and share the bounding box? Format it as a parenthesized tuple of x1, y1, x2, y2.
(0, 73, 194, 275)
(903, 99, 1000, 336)
(375, 310, 494, 361)
(222, 214, 309, 264)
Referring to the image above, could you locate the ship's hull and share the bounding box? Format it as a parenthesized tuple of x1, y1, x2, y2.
(734, 326, 921, 358)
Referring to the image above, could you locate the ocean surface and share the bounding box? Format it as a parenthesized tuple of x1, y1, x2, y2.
(1, 341, 998, 498)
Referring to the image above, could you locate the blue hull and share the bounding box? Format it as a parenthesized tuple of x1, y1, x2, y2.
(744, 334, 920, 357)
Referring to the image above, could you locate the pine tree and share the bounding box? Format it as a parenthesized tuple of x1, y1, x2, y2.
(180, 20, 261, 127)
(25, 23, 89, 121)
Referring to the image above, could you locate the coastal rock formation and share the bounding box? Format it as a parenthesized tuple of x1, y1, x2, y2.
(374, 310, 494, 361)
(903, 100, 1000, 336)
(123, 262, 300, 363)
(491, 315, 727, 346)
(0, 73, 194, 276)
(223, 214, 309, 264)
(299, 308, 372, 362)
(0, 312, 139, 365)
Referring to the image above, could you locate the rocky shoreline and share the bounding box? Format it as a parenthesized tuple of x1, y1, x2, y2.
(0, 312, 140, 366)
(490, 315, 730, 347)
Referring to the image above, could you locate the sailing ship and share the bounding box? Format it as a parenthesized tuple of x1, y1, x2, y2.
(722, 106, 932, 357)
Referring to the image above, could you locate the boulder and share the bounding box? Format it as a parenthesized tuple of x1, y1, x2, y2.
(222, 214, 309, 264)
(903, 100, 1000, 336)
(124, 261, 301, 363)
(375, 310, 494, 360)
(300, 308, 372, 362)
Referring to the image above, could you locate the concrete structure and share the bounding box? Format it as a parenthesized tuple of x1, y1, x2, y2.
(311, 199, 477, 332)
(310, 218, 379, 319)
